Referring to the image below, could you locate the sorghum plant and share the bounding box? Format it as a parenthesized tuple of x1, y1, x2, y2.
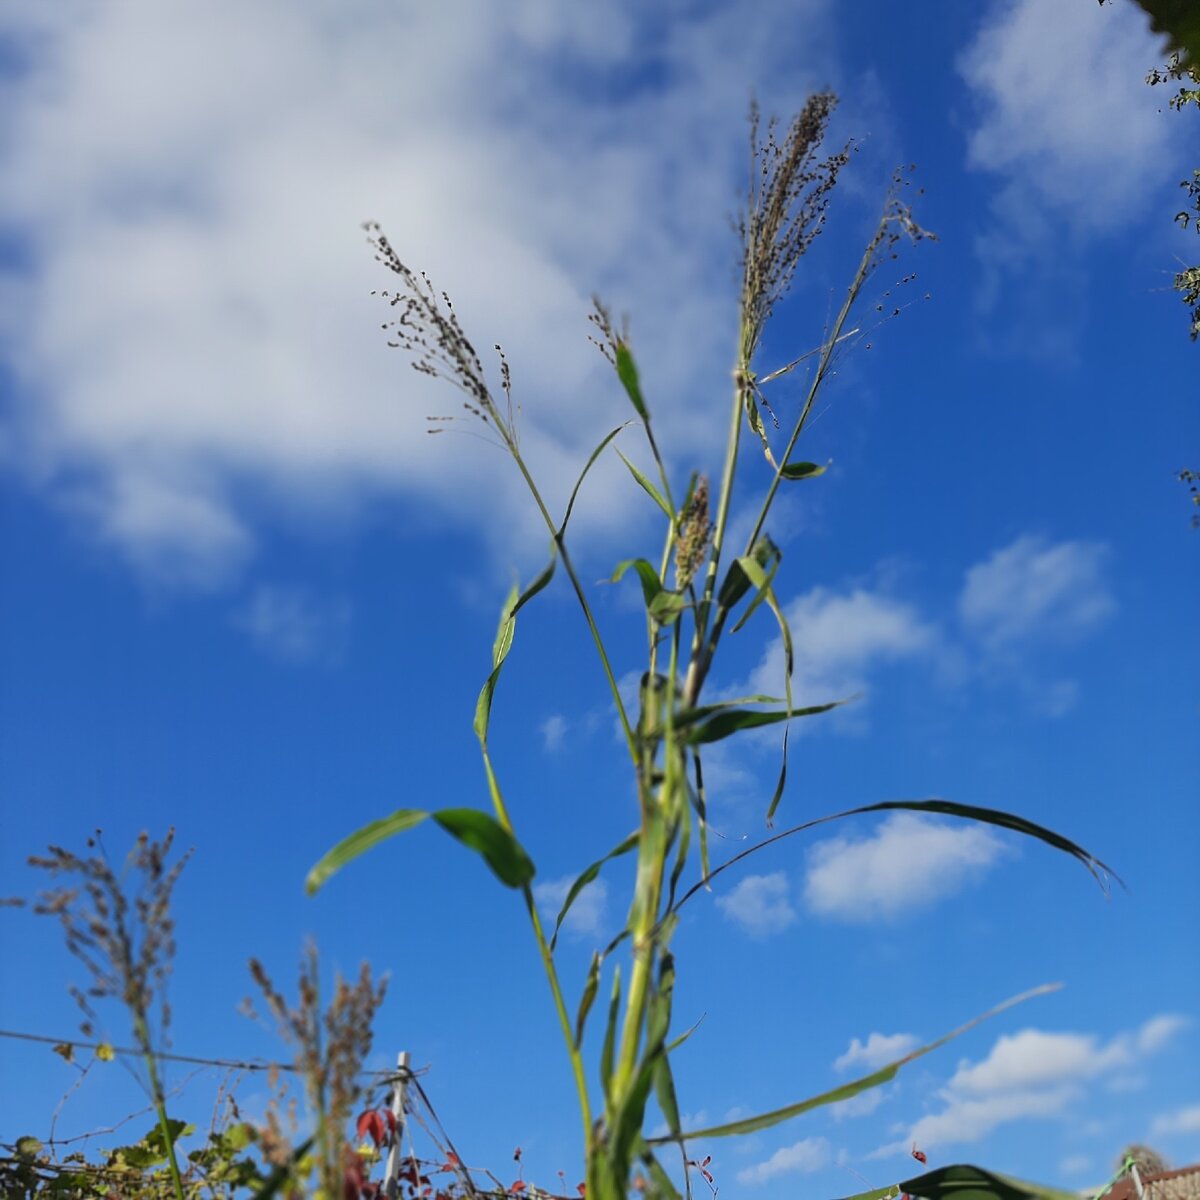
(311, 94, 1116, 1200)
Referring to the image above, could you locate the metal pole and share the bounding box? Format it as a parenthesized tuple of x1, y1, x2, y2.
(383, 1051, 411, 1198)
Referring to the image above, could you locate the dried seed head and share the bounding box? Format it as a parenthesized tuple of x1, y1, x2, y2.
(675, 476, 711, 590)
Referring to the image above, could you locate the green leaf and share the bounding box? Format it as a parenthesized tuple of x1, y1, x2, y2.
(649, 984, 1061, 1145)
(433, 808, 536, 888)
(779, 460, 827, 480)
(890, 1164, 1081, 1200)
(559, 423, 629, 537)
(615, 447, 672, 519)
(306, 809, 430, 895)
(15, 1137, 43, 1159)
(743, 383, 778, 467)
(674, 694, 788, 729)
(683, 700, 846, 745)
(615, 343, 649, 419)
(600, 966, 621, 1097)
(474, 550, 558, 743)
(575, 950, 601, 1049)
(717, 535, 780, 611)
(550, 830, 639, 950)
(611, 557, 685, 625)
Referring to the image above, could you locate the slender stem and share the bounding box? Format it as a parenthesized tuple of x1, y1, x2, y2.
(134, 1015, 186, 1200)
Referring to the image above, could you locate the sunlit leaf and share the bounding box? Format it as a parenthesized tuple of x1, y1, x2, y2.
(615, 447, 673, 519)
(474, 549, 558, 743)
(432, 808, 536, 888)
(649, 984, 1060, 1144)
(575, 951, 601, 1049)
(306, 810, 430, 895)
(615, 344, 649, 419)
(778, 460, 827, 481)
(559, 424, 629, 537)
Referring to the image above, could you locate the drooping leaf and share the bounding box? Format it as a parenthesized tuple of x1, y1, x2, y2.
(682, 700, 846, 745)
(307, 810, 431, 895)
(674, 694, 788, 730)
(716, 535, 780, 612)
(559, 424, 629, 537)
(649, 985, 1060, 1145)
(611, 557, 685, 625)
(474, 550, 558, 743)
(550, 830, 639, 950)
(778, 460, 828, 481)
(432, 808, 536, 888)
(615, 447, 673, 519)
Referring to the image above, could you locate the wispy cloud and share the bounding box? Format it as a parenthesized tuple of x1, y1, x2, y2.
(232, 585, 351, 663)
(957, 0, 1173, 349)
(834, 1031, 919, 1073)
(715, 872, 797, 939)
(540, 714, 568, 753)
(803, 813, 1009, 922)
(959, 535, 1114, 652)
(532, 875, 608, 941)
(736, 1136, 830, 1186)
(0, 0, 839, 584)
(874, 1013, 1190, 1154)
(1151, 1103, 1200, 1137)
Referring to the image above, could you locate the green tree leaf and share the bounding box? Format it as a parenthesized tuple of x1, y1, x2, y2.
(432, 808, 536, 888)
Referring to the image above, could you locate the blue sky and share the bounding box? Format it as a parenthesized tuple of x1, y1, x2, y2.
(1, 1, 1197, 1196)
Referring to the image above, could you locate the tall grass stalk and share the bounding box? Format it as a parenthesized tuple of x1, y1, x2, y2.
(312, 93, 1118, 1200)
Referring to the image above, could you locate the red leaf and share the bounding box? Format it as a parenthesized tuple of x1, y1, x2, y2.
(514, 1146, 523, 1163)
(510, 1182, 526, 1194)
(911, 1144, 928, 1165)
(577, 1185, 586, 1197)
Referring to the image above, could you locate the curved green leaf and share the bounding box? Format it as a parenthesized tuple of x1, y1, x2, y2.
(432, 808, 536, 888)
(615, 447, 672, 519)
(306, 809, 430, 895)
(890, 1164, 1080, 1200)
(575, 950, 601, 1049)
(682, 699, 846, 745)
(550, 830, 639, 950)
(649, 984, 1060, 1145)
(474, 549, 558, 743)
(559, 423, 630, 538)
(779, 460, 827, 481)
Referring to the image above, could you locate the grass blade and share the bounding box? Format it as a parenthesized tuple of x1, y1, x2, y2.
(615, 344, 649, 419)
(306, 810, 430, 895)
(550, 830, 639, 951)
(615, 447, 673, 519)
(559, 423, 630, 537)
(648, 984, 1061, 1144)
(682, 700, 846, 745)
(778, 460, 827, 481)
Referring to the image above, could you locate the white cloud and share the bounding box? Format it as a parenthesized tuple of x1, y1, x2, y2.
(540, 714, 567, 753)
(803, 813, 1008, 922)
(884, 1013, 1189, 1152)
(959, 0, 1171, 235)
(1059, 1154, 1091, 1176)
(0, 0, 841, 584)
(830, 1086, 890, 1121)
(532, 875, 608, 941)
(957, 0, 1175, 346)
(1151, 1103, 1200, 1137)
(959, 535, 1114, 651)
(835, 1032, 919, 1073)
(232, 585, 351, 662)
(1136, 1013, 1191, 1054)
(736, 1136, 830, 1186)
(715, 872, 796, 939)
(748, 587, 935, 725)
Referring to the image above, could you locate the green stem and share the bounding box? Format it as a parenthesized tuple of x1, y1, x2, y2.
(134, 1015, 186, 1200)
